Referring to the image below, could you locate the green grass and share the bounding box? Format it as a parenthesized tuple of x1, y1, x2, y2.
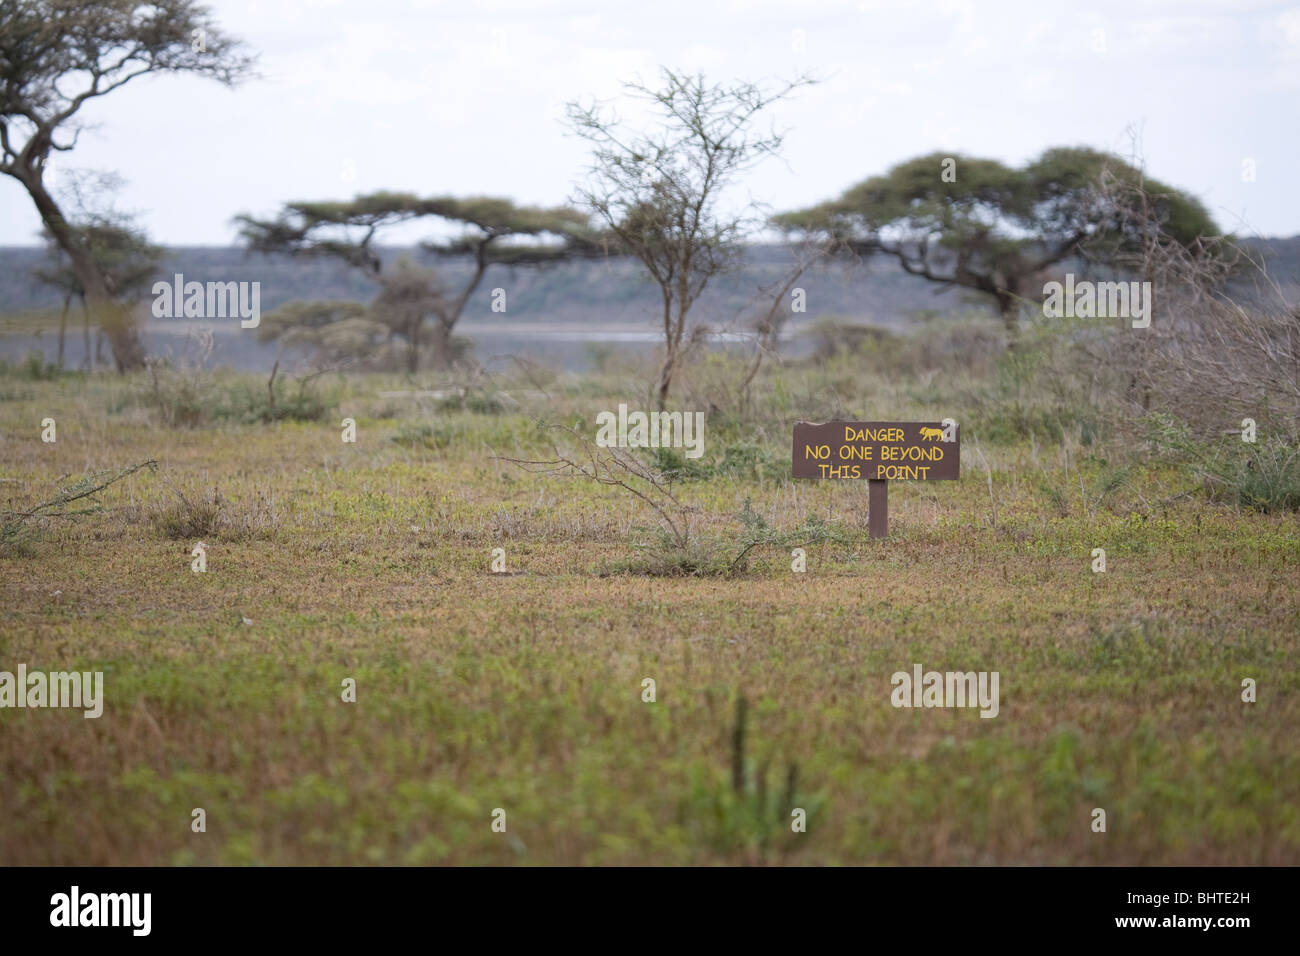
(0, 357, 1296, 865)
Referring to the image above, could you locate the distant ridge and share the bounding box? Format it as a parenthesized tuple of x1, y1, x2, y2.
(0, 242, 964, 329)
(3, 239, 1296, 324)
(2, 239, 1297, 324)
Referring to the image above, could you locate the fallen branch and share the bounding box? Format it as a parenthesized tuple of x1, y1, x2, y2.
(2, 459, 158, 543)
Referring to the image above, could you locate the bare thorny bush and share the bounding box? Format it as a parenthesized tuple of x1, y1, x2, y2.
(1032, 159, 1300, 512)
(143, 329, 334, 426)
(1081, 162, 1300, 443)
(499, 423, 837, 575)
(500, 423, 696, 546)
(144, 328, 216, 427)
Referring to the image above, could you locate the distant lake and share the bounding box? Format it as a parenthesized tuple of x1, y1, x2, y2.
(0, 317, 820, 373)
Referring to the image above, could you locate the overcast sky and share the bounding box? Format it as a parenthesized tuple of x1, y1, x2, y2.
(3, 0, 1298, 246)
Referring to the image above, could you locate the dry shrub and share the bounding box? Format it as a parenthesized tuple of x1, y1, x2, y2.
(1081, 162, 1300, 442)
(1135, 297, 1299, 442)
(149, 485, 278, 541)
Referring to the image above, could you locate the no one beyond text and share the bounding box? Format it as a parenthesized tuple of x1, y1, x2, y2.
(806, 427, 949, 480)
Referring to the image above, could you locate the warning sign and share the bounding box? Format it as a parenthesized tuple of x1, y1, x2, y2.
(792, 421, 960, 481)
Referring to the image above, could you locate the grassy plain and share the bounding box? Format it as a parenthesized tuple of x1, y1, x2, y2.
(1, 351, 1297, 865)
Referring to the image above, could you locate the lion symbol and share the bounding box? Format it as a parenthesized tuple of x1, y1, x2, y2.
(919, 426, 945, 441)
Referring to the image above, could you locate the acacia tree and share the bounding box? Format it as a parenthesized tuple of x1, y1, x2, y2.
(237, 193, 593, 369)
(255, 300, 387, 371)
(775, 147, 1221, 336)
(0, 0, 254, 370)
(30, 168, 161, 368)
(565, 69, 814, 408)
(35, 212, 162, 369)
(370, 257, 446, 373)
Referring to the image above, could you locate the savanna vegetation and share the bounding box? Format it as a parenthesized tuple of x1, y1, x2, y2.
(1, 2, 1296, 870)
(2, 306, 1296, 865)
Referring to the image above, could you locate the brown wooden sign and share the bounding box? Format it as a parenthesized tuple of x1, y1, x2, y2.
(792, 421, 960, 480)
(792, 421, 960, 538)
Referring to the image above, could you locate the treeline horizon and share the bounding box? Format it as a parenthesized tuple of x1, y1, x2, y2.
(0, 3, 1287, 394)
(4, 236, 1298, 322)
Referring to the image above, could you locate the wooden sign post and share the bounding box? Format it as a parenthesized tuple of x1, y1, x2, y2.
(792, 420, 960, 539)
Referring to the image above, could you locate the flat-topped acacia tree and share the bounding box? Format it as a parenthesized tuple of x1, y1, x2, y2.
(236, 193, 595, 369)
(775, 147, 1221, 337)
(0, 0, 254, 371)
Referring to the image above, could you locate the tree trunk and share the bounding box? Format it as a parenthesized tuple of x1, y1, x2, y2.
(739, 346, 763, 413)
(997, 289, 1020, 344)
(430, 320, 454, 370)
(19, 171, 147, 372)
(655, 346, 677, 411)
(57, 292, 70, 369)
(433, 252, 489, 372)
(407, 317, 421, 373)
(81, 299, 92, 371)
(655, 293, 682, 411)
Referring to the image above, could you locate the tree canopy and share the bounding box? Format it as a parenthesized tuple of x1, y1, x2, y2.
(237, 192, 597, 369)
(34, 214, 162, 302)
(0, 0, 254, 370)
(776, 147, 1222, 332)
